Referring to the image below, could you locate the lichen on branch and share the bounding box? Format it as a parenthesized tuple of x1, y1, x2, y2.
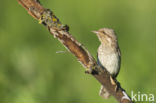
(17, 0, 133, 103)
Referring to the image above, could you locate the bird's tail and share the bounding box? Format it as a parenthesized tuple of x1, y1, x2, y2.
(99, 85, 111, 99)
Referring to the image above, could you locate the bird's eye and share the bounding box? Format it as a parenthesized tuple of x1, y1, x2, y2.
(102, 31, 106, 34)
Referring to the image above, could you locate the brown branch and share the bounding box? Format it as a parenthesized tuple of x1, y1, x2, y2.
(17, 0, 133, 103)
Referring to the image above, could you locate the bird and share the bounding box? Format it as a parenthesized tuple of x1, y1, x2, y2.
(92, 28, 121, 99)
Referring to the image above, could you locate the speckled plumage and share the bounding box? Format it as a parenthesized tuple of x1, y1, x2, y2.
(93, 28, 121, 99)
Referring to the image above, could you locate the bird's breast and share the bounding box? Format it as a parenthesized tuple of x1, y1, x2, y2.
(97, 45, 120, 77)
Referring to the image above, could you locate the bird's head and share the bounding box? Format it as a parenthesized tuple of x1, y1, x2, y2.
(92, 28, 117, 46)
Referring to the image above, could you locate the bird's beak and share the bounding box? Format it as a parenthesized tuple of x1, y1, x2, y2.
(92, 31, 99, 34)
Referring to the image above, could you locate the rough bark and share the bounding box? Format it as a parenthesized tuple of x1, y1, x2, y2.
(17, 0, 133, 103)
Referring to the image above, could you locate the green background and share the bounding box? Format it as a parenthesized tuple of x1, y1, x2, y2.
(0, 0, 156, 103)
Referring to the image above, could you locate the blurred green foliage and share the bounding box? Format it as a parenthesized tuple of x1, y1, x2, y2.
(0, 0, 156, 103)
